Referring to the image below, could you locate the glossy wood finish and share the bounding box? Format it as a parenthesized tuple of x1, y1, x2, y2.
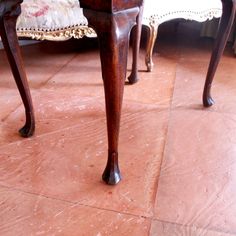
(80, 0, 142, 13)
(0, 0, 35, 137)
(127, 5, 144, 84)
(203, 0, 236, 107)
(80, 0, 142, 184)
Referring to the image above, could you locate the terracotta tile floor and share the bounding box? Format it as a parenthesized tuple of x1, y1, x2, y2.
(1, 21, 236, 235)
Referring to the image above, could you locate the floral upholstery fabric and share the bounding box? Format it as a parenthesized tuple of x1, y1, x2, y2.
(17, 0, 87, 31)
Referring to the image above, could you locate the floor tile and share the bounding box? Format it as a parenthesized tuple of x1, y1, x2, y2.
(172, 58, 236, 114)
(0, 104, 168, 217)
(0, 186, 150, 236)
(125, 57, 177, 106)
(0, 88, 22, 121)
(150, 220, 236, 236)
(44, 47, 176, 106)
(1, 20, 236, 235)
(0, 42, 77, 90)
(0, 89, 105, 147)
(154, 109, 236, 234)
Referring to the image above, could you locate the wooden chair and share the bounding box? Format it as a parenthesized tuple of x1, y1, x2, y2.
(2, 0, 235, 185)
(141, 0, 222, 73)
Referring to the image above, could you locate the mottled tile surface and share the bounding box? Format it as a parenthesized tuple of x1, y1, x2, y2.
(1, 21, 236, 235)
(150, 220, 236, 236)
(0, 186, 150, 236)
(0, 104, 168, 217)
(154, 110, 236, 234)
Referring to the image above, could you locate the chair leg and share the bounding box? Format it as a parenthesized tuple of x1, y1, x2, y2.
(83, 8, 139, 185)
(203, 0, 236, 107)
(127, 5, 143, 84)
(0, 2, 35, 137)
(145, 23, 159, 72)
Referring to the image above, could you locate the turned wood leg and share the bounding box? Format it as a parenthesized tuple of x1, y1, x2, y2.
(83, 8, 139, 184)
(0, 2, 35, 137)
(203, 0, 236, 107)
(145, 23, 159, 72)
(127, 5, 143, 84)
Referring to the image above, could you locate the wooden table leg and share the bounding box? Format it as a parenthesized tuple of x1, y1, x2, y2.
(127, 5, 143, 84)
(83, 7, 139, 184)
(203, 0, 236, 107)
(0, 0, 35, 137)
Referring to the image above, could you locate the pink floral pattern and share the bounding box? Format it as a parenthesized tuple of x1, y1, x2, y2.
(17, 0, 87, 30)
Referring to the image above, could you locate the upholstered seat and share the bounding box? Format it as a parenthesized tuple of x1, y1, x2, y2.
(16, 0, 96, 41)
(142, 0, 222, 71)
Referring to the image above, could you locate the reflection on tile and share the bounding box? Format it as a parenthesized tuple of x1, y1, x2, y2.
(0, 186, 150, 236)
(150, 220, 235, 236)
(154, 110, 236, 234)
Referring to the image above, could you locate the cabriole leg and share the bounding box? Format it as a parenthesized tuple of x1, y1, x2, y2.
(83, 8, 139, 184)
(127, 5, 143, 84)
(203, 0, 236, 107)
(0, 1, 35, 137)
(145, 23, 159, 72)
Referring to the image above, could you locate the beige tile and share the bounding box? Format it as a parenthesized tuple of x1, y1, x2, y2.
(0, 104, 168, 217)
(0, 186, 150, 236)
(125, 57, 176, 106)
(1, 20, 236, 235)
(154, 110, 236, 233)
(172, 59, 236, 114)
(44, 48, 176, 106)
(0, 88, 21, 121)
(150, 220, 236, 236)
(0, 42, 77, 90)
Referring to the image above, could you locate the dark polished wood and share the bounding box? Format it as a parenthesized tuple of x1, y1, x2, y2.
(80, 0, 142, 13)
(203, 0, 236, 107)
(0, 0, 35, 137)
(127, 5, 143, 84)
(80, 0, 143, 184)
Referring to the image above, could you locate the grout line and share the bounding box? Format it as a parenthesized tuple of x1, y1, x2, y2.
(0, 116, 105, 150)
(1, 102, 22, 122)
(147, 63, 179, 236)
(39, 53, 78, 87)
(0, 183, 152, 220)
(1, 53, 77, 124)
(147, 45, 180, 235)
(0, 100, 169, 150)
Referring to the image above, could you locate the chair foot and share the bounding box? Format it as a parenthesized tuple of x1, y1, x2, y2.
(127, 71, 139, 84)
(145, 51, 154, 72)
(102, 151, 121, 185)
(146, 60, 153, 72)
(203, 95, 214, 107)
(19, 111, 35, 137)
